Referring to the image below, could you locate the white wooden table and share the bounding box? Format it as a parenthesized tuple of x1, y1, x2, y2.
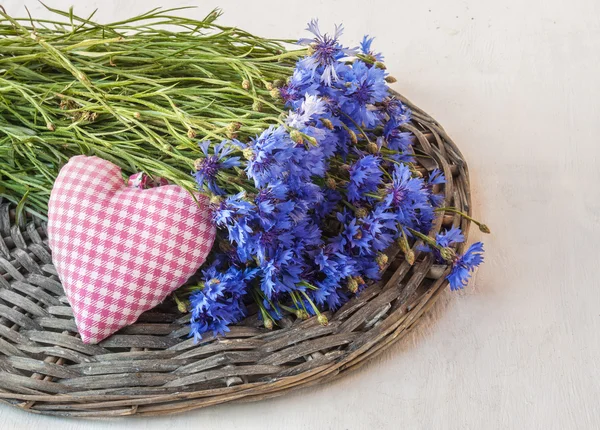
(2, 0, 599, 428)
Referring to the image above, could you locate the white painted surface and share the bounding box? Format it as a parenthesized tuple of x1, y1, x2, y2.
(2, 0, 599, 428)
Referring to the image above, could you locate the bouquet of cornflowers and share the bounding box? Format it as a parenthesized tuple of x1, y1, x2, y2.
(185, 22, 487, 338)
(0, 7, 486, 340)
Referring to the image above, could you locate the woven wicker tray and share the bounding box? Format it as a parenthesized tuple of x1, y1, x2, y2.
(0, 92, 471, 417)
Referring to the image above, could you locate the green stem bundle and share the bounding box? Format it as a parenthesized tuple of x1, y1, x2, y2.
(0, 5, 304, 217)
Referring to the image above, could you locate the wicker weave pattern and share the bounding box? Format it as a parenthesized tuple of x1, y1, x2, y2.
(0, 93, 472, 417)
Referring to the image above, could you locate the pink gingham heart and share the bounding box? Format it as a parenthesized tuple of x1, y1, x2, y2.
(47, 155, 216, 344)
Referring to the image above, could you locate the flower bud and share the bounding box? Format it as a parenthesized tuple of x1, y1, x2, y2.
(264, 319, 273, 330)
(242, 79, 250, 90)
(385, 76, 397, 83)
(229, 121, 242, 131)
(176, 298, 188, 313)
(479, 223, 491, 234)
(133, 112, 141, 119)
(355, 207, 369, 219)
(320, 118, 334, 130)
(289, 129, 304, 144)
(296, 309, 309, 319)
(187, 129, 197, 139)
(348, 277, 359, 293)
(376, 252, 389, 270)
(252, 100, 263, 112)
(46, 122, 55, 131)
(270, 88, 281, 99)
(440, 247, 456, 262)
(326, 177, 337, 190)
(405, 249, 415, 265)
(205, 10, 219, 22)
(397, 236, 408, 253)
(242, 147, 254, 160)
(367, 142, 379, 154)
(348, 278, 358, 294)
(265, 82, 274, 91)
(340, 164, 351, 171)
(375, 61, 386, 70)
(354, 230, 363, 240)
(305, 135, 318, 146)
(317, 314, 329, 326)
(348, 129, 358, 144)
(273, 79, 285, 88)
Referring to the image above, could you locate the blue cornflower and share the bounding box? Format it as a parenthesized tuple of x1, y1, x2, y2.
(363, 205, 397, 252)
(382, 163, 429, 226)
(194, 140, 241, 195)
(329, 209, 371, 255)
(379, 97, 412, 122)
(342, 61, 388, 128)
(260, 249, 303, 299)
(360, 35, 384, 63)
(347, 154, 383, 202)
(213, 192, 255, 246)
(280, 67, 320, 108)
(383, 118, 413, 152)
(286, 93, 327, 129)
(298, 19, 357, 86)
(447, 242, 485, 290)
(436, 226, 465, 247)
(426, 169, 446, 207)
(244, 126, 293, 188)
(189, 264, 259, 340)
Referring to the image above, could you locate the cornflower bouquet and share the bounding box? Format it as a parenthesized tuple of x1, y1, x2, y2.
(0, 6, 486, 341)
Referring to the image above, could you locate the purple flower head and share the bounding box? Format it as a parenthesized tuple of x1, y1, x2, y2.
(347, 154, 383, 202)
(286, 94, 327, 129)
(213, 192, 256, 247)
(194, 140, 241, 195)
(298, 19, 357, 86)
(447, 242, 485, 290)
(379, 97, 412, 122)
(280, 67, 320, 108)
(384, 118, 413, 152)
(382, 163, 429, 226)
(342, 61, 388, 127)
(363, 205, 397, 252)
(189, 264, 259, 340)
(260, 249, 303, 299)
(244, 126, 293, 188)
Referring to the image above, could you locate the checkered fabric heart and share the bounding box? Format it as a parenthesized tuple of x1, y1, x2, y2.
(47, 155, 216, 344)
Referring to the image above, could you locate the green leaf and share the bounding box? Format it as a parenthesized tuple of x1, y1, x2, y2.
(14, 188, 30, 225)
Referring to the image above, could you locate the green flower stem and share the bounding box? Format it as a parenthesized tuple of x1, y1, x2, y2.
(406, 227, 440, 250)
(0, 6, 302, 214)
(435, 207, 491, 233)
